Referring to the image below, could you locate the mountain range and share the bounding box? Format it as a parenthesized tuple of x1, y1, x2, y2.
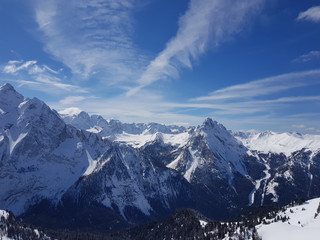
(0, 83, 320, 233)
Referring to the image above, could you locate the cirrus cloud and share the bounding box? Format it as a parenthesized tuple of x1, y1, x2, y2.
(2, 60, 87, 94)
(293, 50, 320, 63)
(297, 6, 320, 23)
(34, 0, 146, 85)
(127, 0, 265, 96)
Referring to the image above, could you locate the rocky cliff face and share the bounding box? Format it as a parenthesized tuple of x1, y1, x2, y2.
(0, 84, 90, 214)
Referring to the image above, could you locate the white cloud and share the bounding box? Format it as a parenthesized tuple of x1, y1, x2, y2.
(292, 124, 305, 129)
(2, 60, 87, 94)
(34, 0, 146, 84)
(14, 77, 88, 94)
(293, 50, 320, 63)
(3, 60, 37, 74)
(297, 6, 320, 23)
(2, 60, 58, 75)
(47, 68, 320, 130)
(51, 89, 320, 132)
(177, 69, 320, 131)
(59, 96, 86, 105)
(52, 90, 205, 126)
(192, 70, 320, 101)
(127, 0, 264, 96)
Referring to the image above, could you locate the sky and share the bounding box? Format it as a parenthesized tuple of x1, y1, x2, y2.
(0, 0, 320, 133)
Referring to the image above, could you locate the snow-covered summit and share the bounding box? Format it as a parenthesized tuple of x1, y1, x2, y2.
(59, 107, 93, 130)
(167, 117, 247, 187)
(234, 130, 320, 156)
(0, 83, 24, 113)
(0, 84, 94, 214)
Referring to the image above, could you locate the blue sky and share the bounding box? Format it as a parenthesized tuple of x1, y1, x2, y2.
(1, 0, 320, 133)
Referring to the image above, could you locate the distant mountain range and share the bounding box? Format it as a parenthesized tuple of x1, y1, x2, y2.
(1, 83, 320, 233)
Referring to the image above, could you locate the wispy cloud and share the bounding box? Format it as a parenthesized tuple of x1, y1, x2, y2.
(297, 6, 320, 23)
(183, 69, 320, 132)
(51, 90, 320, 132)
(2, 60, 87, 94)
(292, 124, 305, 129)
(51, 90, 204, 126)
(3, 60, 60, 75)
(34, 0, 146, 84)
(47, 67, 320, 131)
(293, 50, 320, 63)
(127, 0, 264, 96)
(3, 60, 37, 74)
(192, 70, 320, 101)
(59, 96, 86, 105)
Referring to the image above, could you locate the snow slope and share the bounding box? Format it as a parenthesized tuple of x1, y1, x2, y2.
(167, 118, 247, 185)
(257, 198, 320, 240)
(113, 131, 189, 148)
(234, 130, 320, 156)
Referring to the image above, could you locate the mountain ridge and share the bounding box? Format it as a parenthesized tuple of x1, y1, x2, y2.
(1, 83, 320, 233)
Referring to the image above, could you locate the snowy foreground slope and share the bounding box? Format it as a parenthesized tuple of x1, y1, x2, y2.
(257, 197, 320, 240)
(118, 197, 320, 240)
(1, 198, 319, 240)
(1, 83, 320, 233)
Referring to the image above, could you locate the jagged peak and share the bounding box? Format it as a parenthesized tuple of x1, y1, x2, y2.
(17, 97, 60, 122)
(0, 83, 23, 98)
(91, 114, 105, 121)
(107, 119, 122, 124)
(0, 83, 15, 91)
(203, 117, 216, 125)
(202, 118, 219, 128)
(19, 97, 44, 109)
(258, 130, 274, 137)
(0, 83, 24, 110)
(201, 118, 227, 133)
(153, 132, 164, 142)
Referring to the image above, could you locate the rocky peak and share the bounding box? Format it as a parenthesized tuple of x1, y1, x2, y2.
(0, 83, 24, 111)
(201, 118, 227, 133)
(0, 83, 15, 92)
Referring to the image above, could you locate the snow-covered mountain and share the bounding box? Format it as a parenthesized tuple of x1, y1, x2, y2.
(0, 84, 193, 230)
(167, 118, 247, 183)
(234, 130, 320, 206)
(234, 130, 320, 156)
(59, 107, 186, 137)
(60, 105, 320, 217)
(1, 83, 320, 232)
(0, 83, 95, 214)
